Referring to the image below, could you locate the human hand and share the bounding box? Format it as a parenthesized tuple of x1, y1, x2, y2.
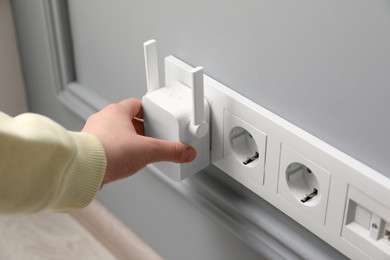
(82, 98, 196, 185)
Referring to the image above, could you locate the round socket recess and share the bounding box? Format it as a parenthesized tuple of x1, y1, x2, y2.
(286, 162, 320, 206)
(229, 126, 259, 167)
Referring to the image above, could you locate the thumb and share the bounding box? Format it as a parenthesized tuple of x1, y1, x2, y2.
(141, 136, 197, 164)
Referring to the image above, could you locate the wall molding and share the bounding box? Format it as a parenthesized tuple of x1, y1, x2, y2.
(0, 0, 28, 115)
(25, 1, 345, 259)
(57, 83, 109, 120)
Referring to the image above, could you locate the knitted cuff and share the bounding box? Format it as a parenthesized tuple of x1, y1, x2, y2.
(51, 132, 107, 212)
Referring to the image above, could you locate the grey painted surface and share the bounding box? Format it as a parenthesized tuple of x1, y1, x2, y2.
(11, 0, 83, 130)
(12, 0, 388, 259)
(97, 171, 263, 260)
(0, 0, 27, 115)
(68, 0, 390, 177)
(67, 0, 389, 257)
(11, 1, 266, 259)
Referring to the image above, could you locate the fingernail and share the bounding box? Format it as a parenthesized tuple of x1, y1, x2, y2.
(185, 146, 197, 162)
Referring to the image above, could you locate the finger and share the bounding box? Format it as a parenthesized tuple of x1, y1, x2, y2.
(141, 136, 197, 164)
(118, 98, 142, 119)
(136, 101, 143, 119)
(132, 117, 144, 135)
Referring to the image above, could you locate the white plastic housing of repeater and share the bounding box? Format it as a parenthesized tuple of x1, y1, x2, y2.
(142, 40, 210, 181)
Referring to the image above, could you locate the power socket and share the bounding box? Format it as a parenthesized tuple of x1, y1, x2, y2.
(219, 110, 267, 185)
(278, 144, 331, 225)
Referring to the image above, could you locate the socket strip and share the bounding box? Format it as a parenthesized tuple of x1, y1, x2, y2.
(165, 56, 390, 259)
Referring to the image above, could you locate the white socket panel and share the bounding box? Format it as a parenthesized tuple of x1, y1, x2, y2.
(278, 144, 331, 225)
(163, 55, 390, 259)
(342, 186, 390, 259)
(220, 110, 267, 185)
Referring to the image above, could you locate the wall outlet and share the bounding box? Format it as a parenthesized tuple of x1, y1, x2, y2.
(218, 110, 267, 184)
(278, 144, 331, 225)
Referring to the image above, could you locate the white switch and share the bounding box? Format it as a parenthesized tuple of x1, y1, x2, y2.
(142, 40, 210, 181)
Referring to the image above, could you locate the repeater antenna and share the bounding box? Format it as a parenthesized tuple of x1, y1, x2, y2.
(189, 67, 209, 138)
(143, 39, 160, 93)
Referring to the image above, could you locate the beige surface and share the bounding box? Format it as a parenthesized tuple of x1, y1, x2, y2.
(0, 210, 115, 259)
(71, 200, 163, 260)
(0, 0, 28, 115)
(0, 200, 162, 260)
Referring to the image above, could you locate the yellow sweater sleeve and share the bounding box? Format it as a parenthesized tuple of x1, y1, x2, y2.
(0, 112, 107, 214)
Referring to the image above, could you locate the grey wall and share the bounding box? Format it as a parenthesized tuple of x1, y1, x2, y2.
(97, 172, 266, 260)
(67, 1, 389, 258)
(12, 0, 389, 259)
(68, 0, 390, 177)
(10, 1, 268, 259)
